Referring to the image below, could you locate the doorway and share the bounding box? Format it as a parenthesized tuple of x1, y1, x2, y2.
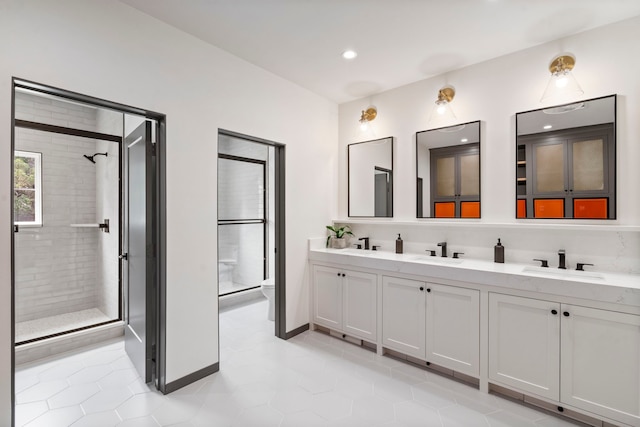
(217, 130, 286, 339)
(10, 78, 167, 412)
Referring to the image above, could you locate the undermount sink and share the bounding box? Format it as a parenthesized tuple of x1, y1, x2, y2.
(521, 266, 605, 281)
(411, 256, 464, 265)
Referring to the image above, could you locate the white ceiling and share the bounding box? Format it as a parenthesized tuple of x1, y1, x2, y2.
(119, 0, 640, 104)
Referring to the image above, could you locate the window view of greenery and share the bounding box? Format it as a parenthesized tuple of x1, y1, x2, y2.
(14, 154, 37, 222)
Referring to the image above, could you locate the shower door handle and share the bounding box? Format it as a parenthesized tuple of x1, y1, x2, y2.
(119, 253, 128, 261)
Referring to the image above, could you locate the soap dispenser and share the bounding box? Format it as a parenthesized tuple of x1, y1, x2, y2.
(494, 238, 504, 263)
(396, 234, 403, 254)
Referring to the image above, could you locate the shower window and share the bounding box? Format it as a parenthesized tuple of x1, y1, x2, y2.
(13, 150, 42, 226)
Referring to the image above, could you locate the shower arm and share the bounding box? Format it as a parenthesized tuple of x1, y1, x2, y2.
(83, 152, 108, 163)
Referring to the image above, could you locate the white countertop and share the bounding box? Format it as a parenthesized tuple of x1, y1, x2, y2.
(309, 246, 640, 308)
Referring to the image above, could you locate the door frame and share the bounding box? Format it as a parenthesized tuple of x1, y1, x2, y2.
(217, 129, 287, 339)
(9, 78, 168, 418)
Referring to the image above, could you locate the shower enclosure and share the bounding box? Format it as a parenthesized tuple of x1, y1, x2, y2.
(13, 88, 123, 344)
(218, 133, 275, 296)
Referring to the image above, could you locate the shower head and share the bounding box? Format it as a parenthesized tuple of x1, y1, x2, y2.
(83, 152, 108, 164)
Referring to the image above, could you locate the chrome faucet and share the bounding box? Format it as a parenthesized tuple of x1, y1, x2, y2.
(359, 237, 370, 250)
(558, 249, 566, 269)
(437, 242, 447, 257)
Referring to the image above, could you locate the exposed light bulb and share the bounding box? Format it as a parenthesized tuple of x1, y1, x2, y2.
(360, 120, 369, 131)
(540, 55, 583, 103)
(555, 73, 568, 88)
(437, 103, 447, 115)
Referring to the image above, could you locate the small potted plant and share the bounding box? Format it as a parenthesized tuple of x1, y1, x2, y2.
(326, 225, 353, 249)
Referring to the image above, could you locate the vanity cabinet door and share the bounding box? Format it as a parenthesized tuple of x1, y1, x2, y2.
(426, 284, 479, 377)
(342, 270, 377, 341)
(382, 276, 426, 359)
(313, 265, 343, 330)
(560, 305, 640, 426)
(489, 293, 560, 401)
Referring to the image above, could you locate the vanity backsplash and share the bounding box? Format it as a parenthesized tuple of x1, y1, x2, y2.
(335, 223, 640, 275)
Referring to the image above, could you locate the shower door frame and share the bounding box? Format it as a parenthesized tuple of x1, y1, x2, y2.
(12, 117, 125, 344)
(10, 78, 168, 404)
(217, 153, 268, 296)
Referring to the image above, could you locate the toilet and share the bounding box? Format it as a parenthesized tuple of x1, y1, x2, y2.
(261, 278, 276, 321)
(218, 245, 238, 289)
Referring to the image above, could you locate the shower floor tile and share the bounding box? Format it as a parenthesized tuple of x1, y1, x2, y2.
(16, 308, 112, 343)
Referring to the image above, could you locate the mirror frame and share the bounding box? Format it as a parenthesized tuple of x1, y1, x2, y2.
(415, 120, 481, 219)
(348, 136, 394, 218)
(515, 94, 616, 220)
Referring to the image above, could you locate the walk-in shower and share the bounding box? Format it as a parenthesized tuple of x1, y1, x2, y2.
(13, 89, 123, 344)
(217, 133, 276, 297)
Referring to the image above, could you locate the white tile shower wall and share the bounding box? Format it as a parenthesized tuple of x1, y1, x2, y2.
(95, 109, 123, 319)
(95, 139, 119, 319)
(14, 92, 100, 323)
(343, 223, 640, 274)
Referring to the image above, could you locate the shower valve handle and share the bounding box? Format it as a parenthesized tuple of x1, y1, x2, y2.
(119, 253, 128, 261)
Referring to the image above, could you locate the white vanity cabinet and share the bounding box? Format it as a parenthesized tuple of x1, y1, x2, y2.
(382, 277, 480, 376)
(426, 284, 480, 377)
(382, 276, 426, 359)
(312, 265, 377, 341)
(560, 305, 640, 426)
(489, 293, 640, 426)
(489, 293, 560, 400)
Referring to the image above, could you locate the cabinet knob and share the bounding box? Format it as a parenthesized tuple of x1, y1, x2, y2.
(426, 288, 431, 293)
(563, 311, 570, 317)
(336, 273, 340, 276)
(342, 273, 346, 277)
(419, 287, 424, 291)
(551, 309, 558, 315)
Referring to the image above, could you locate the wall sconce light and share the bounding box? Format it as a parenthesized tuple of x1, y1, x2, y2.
(540, 54, 584, 103)
(429, 86, 456, 124)
(359, 106, 377, 131)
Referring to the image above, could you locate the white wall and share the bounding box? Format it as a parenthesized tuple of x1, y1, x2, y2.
(337, 16, 640, 273)
(0, 0, 337, 421)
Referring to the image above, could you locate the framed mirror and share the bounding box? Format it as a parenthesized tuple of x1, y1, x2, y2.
(348, 137, 393, 217)
(516, 95, 616, 219)
(416, 121, 481, 218)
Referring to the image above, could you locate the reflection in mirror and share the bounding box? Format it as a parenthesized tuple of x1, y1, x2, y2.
(416, 121, 480, 218)
(348, 137, 393, 217)
(516, 95, 616, 219)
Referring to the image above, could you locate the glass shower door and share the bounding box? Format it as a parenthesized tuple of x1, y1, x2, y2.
(218, 154, 266, 296)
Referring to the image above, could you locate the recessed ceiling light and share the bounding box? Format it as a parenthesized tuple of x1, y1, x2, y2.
(543, 125, 553, 129)
(461, 138, 468, 142)
(342, 50, 357, 60)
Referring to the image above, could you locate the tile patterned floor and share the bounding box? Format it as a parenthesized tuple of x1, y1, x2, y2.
(15, 299, 586, 426)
